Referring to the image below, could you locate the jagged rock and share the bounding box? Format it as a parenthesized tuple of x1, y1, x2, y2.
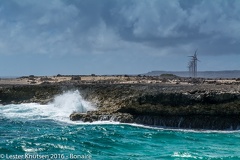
(67, 84, 240, 130)
(69, 112, 134, 123)
(1, 83, 240, 130)
(70, 112, 86, 121)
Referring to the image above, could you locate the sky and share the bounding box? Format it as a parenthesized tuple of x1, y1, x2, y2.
(0, 0, 240, 76)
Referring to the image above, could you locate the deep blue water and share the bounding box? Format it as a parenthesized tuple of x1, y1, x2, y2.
(0, 91, 240, 160)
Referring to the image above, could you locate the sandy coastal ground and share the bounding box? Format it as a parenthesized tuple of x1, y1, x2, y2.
(1, 74, 240, 86)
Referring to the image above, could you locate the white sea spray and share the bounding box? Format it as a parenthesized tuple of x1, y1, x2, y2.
(0, 90, 96, 123)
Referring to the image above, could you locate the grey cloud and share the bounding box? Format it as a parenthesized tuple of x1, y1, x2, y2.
(188, 0, 240, 37)
(0, 0, 239, 56)
(119, 0, 240, 55)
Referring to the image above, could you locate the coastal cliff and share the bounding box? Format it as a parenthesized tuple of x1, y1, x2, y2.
(1, 82, 240, 130)
(70, 84, 240, 130)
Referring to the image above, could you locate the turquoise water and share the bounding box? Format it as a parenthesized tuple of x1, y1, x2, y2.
(0, 91, 240, 160)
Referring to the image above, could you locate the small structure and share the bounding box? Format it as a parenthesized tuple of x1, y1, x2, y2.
(71, 76, 81, 81)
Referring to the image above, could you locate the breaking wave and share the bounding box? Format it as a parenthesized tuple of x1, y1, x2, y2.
(0, 90, 96, 123)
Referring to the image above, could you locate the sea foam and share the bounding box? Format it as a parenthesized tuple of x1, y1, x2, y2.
(0, 90, 96, 123)
(1, 90, 239, 133)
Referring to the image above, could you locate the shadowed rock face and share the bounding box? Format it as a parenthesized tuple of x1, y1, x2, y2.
(0, 85, 61, 104)
(1, 83, 240, 130)
(68, 84, 240, 130)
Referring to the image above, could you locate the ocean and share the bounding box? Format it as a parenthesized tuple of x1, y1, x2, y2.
(0, 91, 240, 160)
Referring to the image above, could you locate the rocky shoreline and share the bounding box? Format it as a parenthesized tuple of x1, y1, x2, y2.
(1, 76, 240, 130)
(69, 83, 240, 130)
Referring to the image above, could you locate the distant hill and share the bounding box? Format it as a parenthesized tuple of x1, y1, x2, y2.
(145, 70, 240, 78)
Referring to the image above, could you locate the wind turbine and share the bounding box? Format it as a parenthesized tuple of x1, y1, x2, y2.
(188, 60, 193, 77)
(188, 50, 200, 78)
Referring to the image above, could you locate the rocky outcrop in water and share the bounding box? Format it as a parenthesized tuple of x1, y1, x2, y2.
(1, 83, 240, 130)
(69, 84, 240, 130)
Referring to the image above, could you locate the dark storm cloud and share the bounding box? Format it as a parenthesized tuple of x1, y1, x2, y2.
(0, 0, 239, 56)
(105, 0, 240, 55)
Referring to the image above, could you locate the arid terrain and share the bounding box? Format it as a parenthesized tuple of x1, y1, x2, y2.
(1, 74, 240, 130)
(1, 74, 240, 85)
